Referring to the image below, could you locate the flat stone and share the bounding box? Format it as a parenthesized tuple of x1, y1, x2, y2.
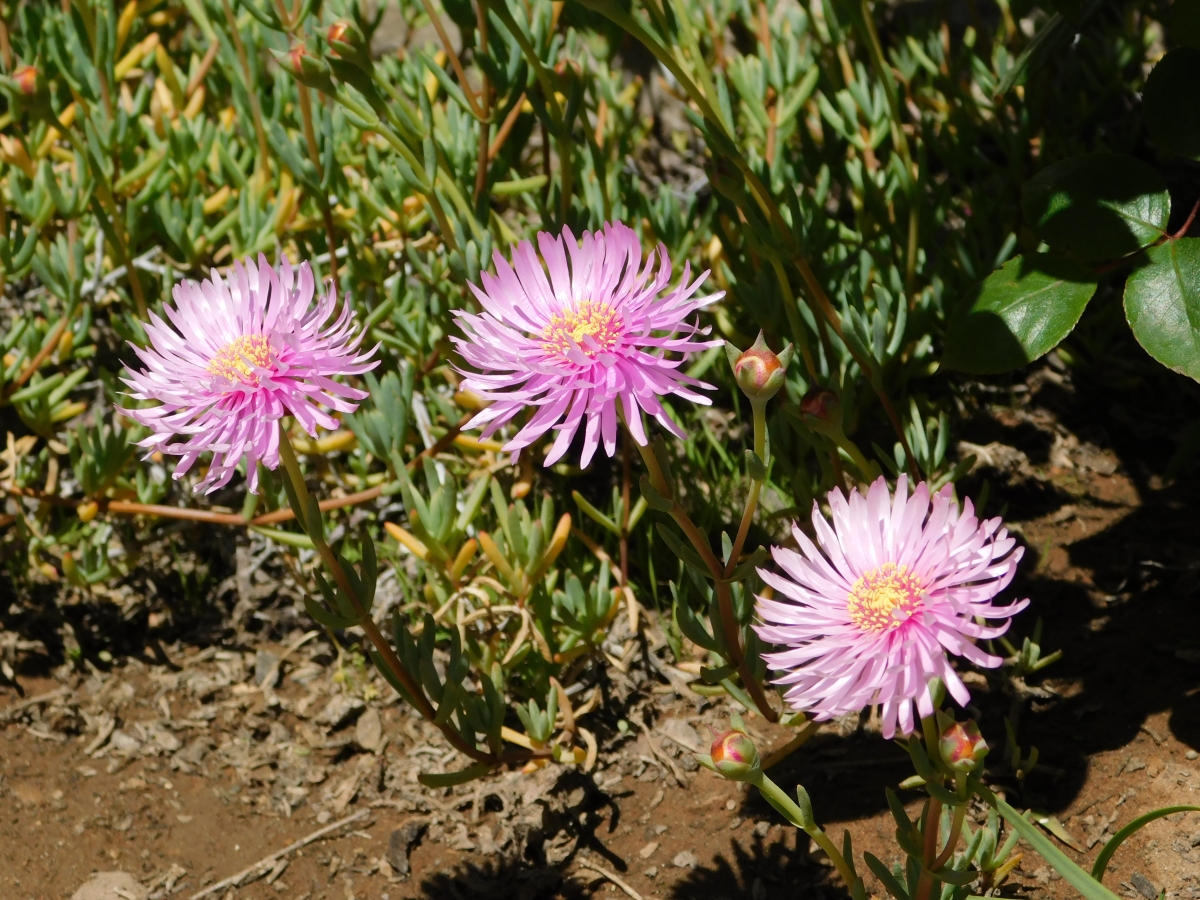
(673, 850, 697, 869)
(387, 818, 428, 878)
(71, 871, 148, 900)
(1130, 873, 1158, 900)
(254, 651, 279, 685)
(639, 841, 659, 859)
(354, 707, 383, 751)
(315, 694, 365, 729)
(660, 718, 701, 753)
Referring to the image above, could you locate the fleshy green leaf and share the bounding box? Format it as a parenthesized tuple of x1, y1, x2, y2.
(1124, 238, 1200, 380)
(988, 793, 1122, 900)
(1022, 153, 1169, 261)
(943, 254, 1098, 374)
(1092, 805, 1200, 881)
(416, 761, 493, 787)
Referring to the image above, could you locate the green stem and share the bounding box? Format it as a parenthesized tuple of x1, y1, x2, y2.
(754, 773, 858, 888)
(634, 435, 777, 721)
(277, 423, 498, 763)
(725, 401, 767, 576)
(915, 795, 943, 900)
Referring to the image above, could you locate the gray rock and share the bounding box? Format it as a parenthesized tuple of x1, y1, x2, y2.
(673, 850, 698, 869)
(354, 706, 383, 751)
(108, 730, 140, 755)
(387, 818, 428, 878)
(71, 871, 148, 900)
(1131, 873, 1158, 900)
(175, 737, 213, 766)
(254, 651, 279, 686)
(315, 694, 365, 729)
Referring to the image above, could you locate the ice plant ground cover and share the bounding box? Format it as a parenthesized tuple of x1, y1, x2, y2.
(1, 0, 1199, 897)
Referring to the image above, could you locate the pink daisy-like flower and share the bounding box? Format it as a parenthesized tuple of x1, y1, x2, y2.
(451, 222, 722, 467)
(121, 254, 377, 494)
(754, 476, 1027, 738)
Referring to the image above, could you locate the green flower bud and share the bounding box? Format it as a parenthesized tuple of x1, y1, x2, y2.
(709, 728, 762, 782)
(275, 43, 336, 95)
(726, 332, 793, 405)
(939, 719, 988, 772)
(327, 20, 372, 71)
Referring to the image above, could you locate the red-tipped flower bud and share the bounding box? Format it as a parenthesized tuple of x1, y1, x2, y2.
(326, 20, 371, 71)
(939, 719, 988, 772)
(726, 332, 792, 405)
(710, 729, 761, 781)
(276, 43, 335, 93)
(327, 21, 351, 46)
(799, 387, 837, 421)
(14, 65, 40, 96)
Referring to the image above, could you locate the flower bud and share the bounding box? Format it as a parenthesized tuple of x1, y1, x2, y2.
(327, 21, 351, 46)
(275, 43, 335, 94)
(709, 728, 761, 782)
(726, 332, 792, 405)
(939, 719, 988, 772)
(799, 387, 837, 421)
(326, 20, 371, 70)
(14, 65, 40, 96)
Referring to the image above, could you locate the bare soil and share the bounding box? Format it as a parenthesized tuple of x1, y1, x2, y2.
(3, 361, 1200, 900)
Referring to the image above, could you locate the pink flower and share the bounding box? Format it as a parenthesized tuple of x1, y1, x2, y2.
(754, 476, 1027, 738)
(451, 222, 721, 467)
(121, 254, 376, 494)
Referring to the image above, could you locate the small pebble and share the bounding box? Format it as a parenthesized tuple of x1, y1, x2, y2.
(673, 850, 698, 869)
(725, 799, 736, 811)
(1186, 750, 1198, 760)
(643, 866, 658, 879)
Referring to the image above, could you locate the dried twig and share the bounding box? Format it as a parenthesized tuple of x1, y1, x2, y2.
(0, 687, 67, 722)
(576, 859, 646, 900)
(188, 809, 369, 899)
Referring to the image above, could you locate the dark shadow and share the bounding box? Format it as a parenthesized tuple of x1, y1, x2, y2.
(669, 827, 846, 900)
(418, 855, 588, 900)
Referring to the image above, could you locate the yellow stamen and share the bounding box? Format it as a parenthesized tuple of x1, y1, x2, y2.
(846, 563, 923, 633)
(541, 300, 621, 359)
(208, 334, 272, 384)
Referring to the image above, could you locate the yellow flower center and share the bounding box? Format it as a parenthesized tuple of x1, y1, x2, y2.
(846, 563, 924, 633)
(541, 300, 621, 359)
(207, 334, 273, 384)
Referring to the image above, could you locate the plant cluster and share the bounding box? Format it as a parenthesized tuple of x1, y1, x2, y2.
(1, 0, 1195, 895)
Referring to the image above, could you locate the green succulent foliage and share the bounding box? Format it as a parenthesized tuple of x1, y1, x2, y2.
(345, 367, 414, 473)
(514, 685, 558, 745)
(552, 561, 617, 651)
(0, 0, 1178, 793)
(70, 422, 134, 499)
(396, 457, 490, 568)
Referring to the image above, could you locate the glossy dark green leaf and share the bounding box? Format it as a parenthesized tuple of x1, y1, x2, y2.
(1143, 48, 1200, 158)
(1124, 238, 1200, 381)
(1022, 153, 1170, 261)
(943, 254, 1098, 374)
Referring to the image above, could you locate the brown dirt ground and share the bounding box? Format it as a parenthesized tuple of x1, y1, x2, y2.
(3, 367, 1200, 900)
